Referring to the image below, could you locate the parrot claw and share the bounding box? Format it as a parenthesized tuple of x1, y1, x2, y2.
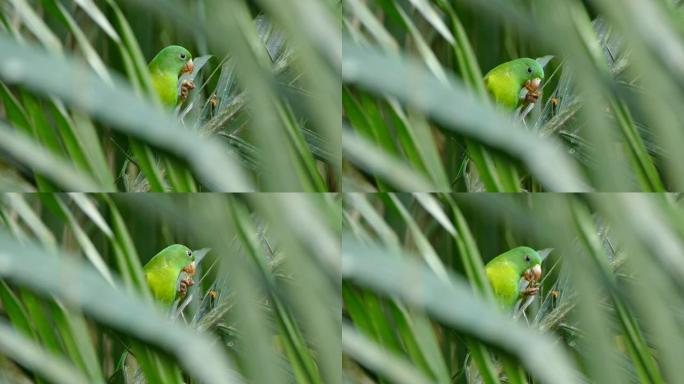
(182, 261, 196, 275)
(523, 79, 542, 105)
(179, 79, 196, 103)
(523, 269, 534, 282)
(178, 277, 195, 298)
(178, 261, 197, 299)
(520, 266, 541, 301)
(525, 92, 540, 104)
(522, 286, 539, 295)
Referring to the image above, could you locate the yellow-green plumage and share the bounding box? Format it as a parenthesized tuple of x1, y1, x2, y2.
(484, 58, 544, 110)
(148, 45, 193, 107)
(151, 71, 180, 107)
(143, 244, 195, 304)
(484, 246, 542, 310)
(486, 261, 520, 309)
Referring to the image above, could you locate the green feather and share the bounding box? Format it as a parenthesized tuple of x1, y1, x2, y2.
(148, 45, 193, 107)
(143, 244, 195, 304)
(484, 246, 542, 310)
(484, 58, 544, 110)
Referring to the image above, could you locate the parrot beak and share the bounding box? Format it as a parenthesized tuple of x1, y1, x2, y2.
(524, 78, 542, 93)
(530, 77, 541, 89)
(182, 261, 196, 276)
(181, 59, 194, 75)
(523, 264, 543, 282)
(532, 264, 542, 281)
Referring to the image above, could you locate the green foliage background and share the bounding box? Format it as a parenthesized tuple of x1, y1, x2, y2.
(7, 1, 684, 383)
(343, 0, 683, 192)
(343, 193, 684, 384)
(0, 193, 340, 383)
(0, 0, 340, 192)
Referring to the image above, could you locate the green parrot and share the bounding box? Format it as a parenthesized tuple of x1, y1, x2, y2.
(143, 244, 196, 305)
(484, 246, 542, 310)
(148, 45, 194, 107)
(484, 58, 544, 110)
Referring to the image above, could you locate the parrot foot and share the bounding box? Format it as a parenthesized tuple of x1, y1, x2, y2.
(522, 286, 539, 296)
(179, 79, 196, 103)
(523, 269, 535, 282)
(525, 92, 540, 104)
(523, 79, 541, 105)
(178, 277, 195, 298)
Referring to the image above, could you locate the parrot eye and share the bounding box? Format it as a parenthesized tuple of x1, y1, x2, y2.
(179, 52, 187, 60)
(527, 67, 532, 73)
(186, 250, 192, 257)
(524, 254, 531, 262)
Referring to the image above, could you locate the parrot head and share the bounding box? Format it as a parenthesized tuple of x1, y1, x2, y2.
(502, 246, 543, 281)
(513, 58, 544, 93)
(148, 45, 194, 77)
(514, 58, 544, 82)
(160, 243, 196, 272)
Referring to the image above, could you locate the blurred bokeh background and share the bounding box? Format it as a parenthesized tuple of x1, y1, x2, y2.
(0, 0, 340, 192)
(343, 192, 684, 383)
(0, 192, 340, 383)
(343, 0, 683, 192)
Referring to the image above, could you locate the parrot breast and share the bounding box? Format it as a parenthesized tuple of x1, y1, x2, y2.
(145, 266, 180, 304)
(485, 261, 520, 309)
(484, 70, 521, 110)
(151, 70, 179, 107)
